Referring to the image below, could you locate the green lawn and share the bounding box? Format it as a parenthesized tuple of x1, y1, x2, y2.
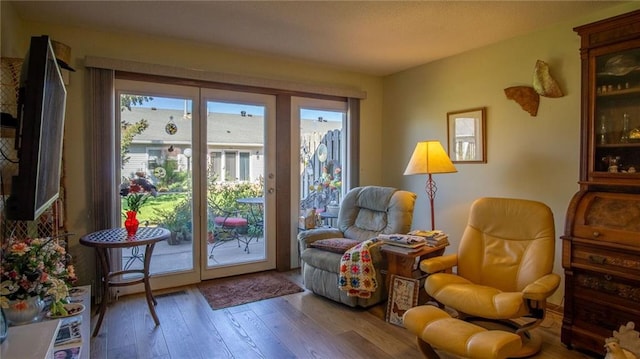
(121, 192, 189, 225)
(120, 184, 264, 233)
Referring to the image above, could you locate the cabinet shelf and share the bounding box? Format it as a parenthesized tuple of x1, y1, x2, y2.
(590, 171, 640, 180)
(596, 86, 640, 97)
(596, 142, 640, 148)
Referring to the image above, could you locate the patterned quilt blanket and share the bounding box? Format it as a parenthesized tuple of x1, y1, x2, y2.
(338, 237, 380, 298)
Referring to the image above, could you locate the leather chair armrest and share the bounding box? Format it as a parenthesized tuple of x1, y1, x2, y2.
(420, 254, 458, 274)
(522, 273, 561, 301)
(297, 228, 343, 250)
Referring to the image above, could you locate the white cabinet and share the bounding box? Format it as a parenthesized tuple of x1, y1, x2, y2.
(0, 285, 91, 359)
(1, 319, 60, 359)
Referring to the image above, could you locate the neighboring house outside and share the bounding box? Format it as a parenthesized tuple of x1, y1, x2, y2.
(120, 107, 342, 197)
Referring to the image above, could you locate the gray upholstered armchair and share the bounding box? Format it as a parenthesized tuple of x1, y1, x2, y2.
(298, 186, 416, 307)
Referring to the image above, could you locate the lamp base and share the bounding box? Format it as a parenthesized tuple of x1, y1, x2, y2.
(426, 173, 437, 230)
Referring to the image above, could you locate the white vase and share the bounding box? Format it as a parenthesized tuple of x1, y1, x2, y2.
(4, 297, 44, 325)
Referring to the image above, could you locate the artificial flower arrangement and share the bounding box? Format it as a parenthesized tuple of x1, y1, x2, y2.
(308, 161, 342, 208)
(119, 173, 158, 214)
(0, 236, 77, 316)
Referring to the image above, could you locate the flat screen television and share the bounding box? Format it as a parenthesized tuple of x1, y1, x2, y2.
(5, 35, 67, 221)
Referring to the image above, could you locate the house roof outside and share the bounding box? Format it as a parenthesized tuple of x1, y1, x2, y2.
(122, 107, 342, 148)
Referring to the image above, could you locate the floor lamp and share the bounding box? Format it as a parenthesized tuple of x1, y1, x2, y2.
(404, 140, 457, 230)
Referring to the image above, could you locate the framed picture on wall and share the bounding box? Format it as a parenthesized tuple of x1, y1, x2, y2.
(447, 107, 487, 163)
(386, 274, 420, 326)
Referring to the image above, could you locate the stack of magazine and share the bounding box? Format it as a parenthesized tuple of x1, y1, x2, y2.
(379, 230, 449, 255)
(54, 317, 82, 359)
(408, 230, 449, 247)
(379, 233, 428, 255)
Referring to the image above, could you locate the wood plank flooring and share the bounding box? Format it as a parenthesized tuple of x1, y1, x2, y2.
(90, 270, 599, 359)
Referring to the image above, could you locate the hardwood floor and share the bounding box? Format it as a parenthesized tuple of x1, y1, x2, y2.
(90, 271, 598, 359)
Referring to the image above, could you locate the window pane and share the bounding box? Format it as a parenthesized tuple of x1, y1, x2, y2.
(300, 109, 344, 211)
(239, 152, 250, 181)
(225, 151, 237, 181)
(205, 97, 268, 269)
(147, 148, 162, 170)
(210, 151, 221, 181)
(119, 93, 194, 275)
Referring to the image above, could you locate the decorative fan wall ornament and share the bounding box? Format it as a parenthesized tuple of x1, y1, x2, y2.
(504, 60, 563, 117)
(165, 115, 177, 135)
(533, 60, 563, 98)
(504, 86, 539, 116)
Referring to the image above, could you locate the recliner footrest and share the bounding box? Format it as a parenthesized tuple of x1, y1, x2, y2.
(403, 305, 522, 359)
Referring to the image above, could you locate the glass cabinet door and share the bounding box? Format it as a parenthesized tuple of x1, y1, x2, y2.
(592, 44, 640, 184)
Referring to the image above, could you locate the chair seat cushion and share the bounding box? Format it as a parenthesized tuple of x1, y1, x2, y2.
(301, 247, 343, 272)
(309, 238, 360, 253)
(425, 273, 528, 319)
(215, 216, 248, 227)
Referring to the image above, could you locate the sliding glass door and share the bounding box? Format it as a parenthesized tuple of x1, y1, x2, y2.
(115, 81, 276, 291)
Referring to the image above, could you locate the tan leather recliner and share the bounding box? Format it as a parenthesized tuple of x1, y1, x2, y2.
(420, 197, 560, 357)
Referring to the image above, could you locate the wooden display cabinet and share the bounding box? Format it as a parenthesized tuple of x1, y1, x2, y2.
(576, 11, 640, 186)
(562, 10, 640, 356)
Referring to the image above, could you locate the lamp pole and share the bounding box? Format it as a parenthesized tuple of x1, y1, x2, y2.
(426, 173, 437, 230)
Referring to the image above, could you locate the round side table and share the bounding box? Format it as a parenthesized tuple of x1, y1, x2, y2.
(80, 227, 169, 337)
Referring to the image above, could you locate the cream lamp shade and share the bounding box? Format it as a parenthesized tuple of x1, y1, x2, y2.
(404, 141, 457, 175)
(404, 140, 457, 230)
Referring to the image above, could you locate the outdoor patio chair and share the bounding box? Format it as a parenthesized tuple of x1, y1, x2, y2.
(237, 197, 264, 244)
(207, 203, 250, 260)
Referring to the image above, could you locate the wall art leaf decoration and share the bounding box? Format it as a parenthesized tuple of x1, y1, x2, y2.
(504, 86, 539, 116)
(533, 60, 563, 98)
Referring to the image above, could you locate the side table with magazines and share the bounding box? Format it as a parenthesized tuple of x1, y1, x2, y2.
(379, 232, 449, 307)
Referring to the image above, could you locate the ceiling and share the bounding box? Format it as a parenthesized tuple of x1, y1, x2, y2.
(8, 1, 625, 76)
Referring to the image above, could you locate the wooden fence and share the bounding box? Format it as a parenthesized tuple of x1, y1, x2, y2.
(300, 129, 342, 210)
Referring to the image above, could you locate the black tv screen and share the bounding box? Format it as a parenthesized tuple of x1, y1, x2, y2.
(6, 35, 67, 221)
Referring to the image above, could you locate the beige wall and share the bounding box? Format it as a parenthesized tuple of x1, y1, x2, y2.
(382, 2, 640, 304)
(0, 2, 28, 56)
(1, 3, 384, 285)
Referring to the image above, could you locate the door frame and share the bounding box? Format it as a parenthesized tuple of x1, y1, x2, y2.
(200, 88, 277, 279)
